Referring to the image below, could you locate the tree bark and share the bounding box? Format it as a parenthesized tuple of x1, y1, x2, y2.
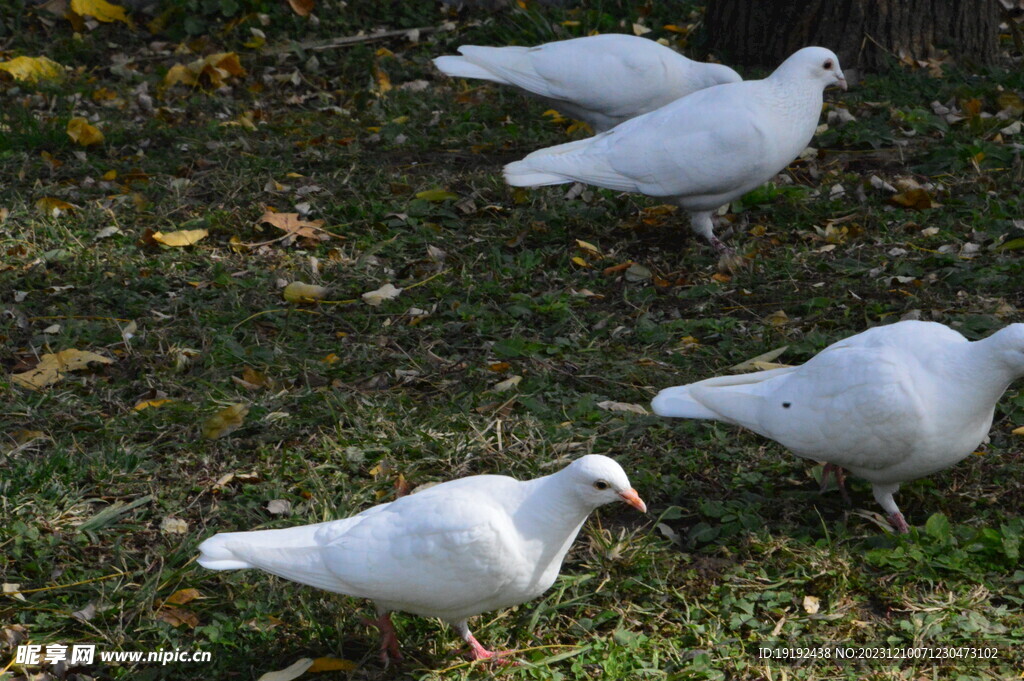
(702, 0, 1000, 72)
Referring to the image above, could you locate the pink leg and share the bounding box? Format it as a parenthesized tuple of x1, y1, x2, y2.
(457, 622, 516, 665)
(821, 463, 851, 505)
(362, 612, 402, 664)
(889, 512, 910, 534)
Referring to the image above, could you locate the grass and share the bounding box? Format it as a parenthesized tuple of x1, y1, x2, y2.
(2, 0, 1024, 679)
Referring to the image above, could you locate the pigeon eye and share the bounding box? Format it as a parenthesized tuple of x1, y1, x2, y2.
(594, 480, 609, 490)
(823, 59, 833, 70)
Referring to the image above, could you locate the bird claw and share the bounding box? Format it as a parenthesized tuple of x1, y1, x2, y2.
(712, 241, 745, 273)
(888, 512, 910, 534)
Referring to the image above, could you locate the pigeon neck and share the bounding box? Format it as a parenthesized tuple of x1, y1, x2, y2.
(963, 331, 1024, 400)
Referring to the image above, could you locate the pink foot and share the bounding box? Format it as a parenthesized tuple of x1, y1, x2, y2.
(362, 613, 402, 664)
(464, 633, 516, 665)
(888, 512, 910, 534)
(821, 463, 851, 505)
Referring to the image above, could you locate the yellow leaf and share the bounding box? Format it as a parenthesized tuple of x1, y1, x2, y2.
(258, 211, 330, 240)
(151, 229, 208, 247)
(35, 197, 75, 217)
(575, 239, 602, 256)
(322, 353, 340, 364)
(571, 256, 590, 268)
(134, 398, 173, 411)
(415, 189, 457, 202)
(1012, 426, 1024, 436)
(71, 0, 131, 24)
(257, 658, 314, 681)
(67, 117, 104, 146)
(11, 349, 114, 391)
(283, 281, 329, 303)
(0, 56, 64, 83)
(163, 53, 246, 90)
(164, 588, 202, 605)
(202, 404, 249, 440)
(163, 63, 196, 88)
(102, 169, 118, 180)
(374, 66, 392, 93)
(308, 657, 357, 673)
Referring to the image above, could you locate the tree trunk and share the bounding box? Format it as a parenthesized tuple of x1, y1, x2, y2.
(702, 0, 1000, 73)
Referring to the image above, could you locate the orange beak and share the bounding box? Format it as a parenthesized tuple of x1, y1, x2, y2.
(618, 488, 647, 513)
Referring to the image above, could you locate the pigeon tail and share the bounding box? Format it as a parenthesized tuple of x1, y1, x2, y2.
(503, 161, 573, 187)
(432, 56, 501, 82)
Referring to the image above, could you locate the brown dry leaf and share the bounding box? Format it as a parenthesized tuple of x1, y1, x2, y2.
(596, 400, 648, 415)
(151, 229, 208, 247)
(308, 657, 357, 673)
(889, 189, 933, 210)
(287, 0, 314, 15)
(767, 310, 791, 327)
(202, 404, 249, 440)
(164, 53, 246, 90)
(0, 56, 65, 82)
(164, 588, 202, 606)
(258, 211, 329, 240)
(236, 366, 270, 390)
(67, 117, 104, 146)
(154, 606, 199, 628)
(11, 349, 114, 391)
(283, 281, 329, 303)
(35, 197, 75, 217)
(257, 659, 313, 681)
(71, 0, 130, 24)
(488, 362, 510, 372)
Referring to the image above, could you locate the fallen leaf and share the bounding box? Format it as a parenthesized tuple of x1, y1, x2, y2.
(0, 55, 63, 83)
(66, 117, 104, 146)
(35, 197, 75, 217)
(625, 263, 652, 282)
(71, 0, 130, 23)
(71, 602, 97, 622)
(164, 588, 201, 606)
(134, 398, 172, 411)
(889, 189, 933, 210)
(257, 659, 313, 681)
(151, 229, 208, 247)
(803, 595, 821, 614)
(492, 375, 521, 392)
(258, 211, 330, 240)
(160, 516, 188, 534)
(767, 310, 791, 327)
(1012, 426, 1024, 436)
(267, 499, 291, 515)
(202, 404, 249, 440)
(287, 0, 314, 15)
(154, 606, 198, 628)
(164, 53, 245, 90)
(362, 283, 402, 306)
(11, 349, 114, 390)
(3, 584, 26, 602)
(283, 282, 329, 303)
(415, 188, 458, 202)
(596, 401, 648, 415)
(731, 346, 790, 373)
(308, 657, 357, 672)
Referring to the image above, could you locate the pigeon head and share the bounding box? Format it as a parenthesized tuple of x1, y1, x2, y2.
(562, 455, 646, 513)
(984, 323, 1024, 373)
(779, 46, 847, 91)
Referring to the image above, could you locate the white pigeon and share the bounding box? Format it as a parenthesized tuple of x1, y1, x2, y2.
(198, 454, 646, 663)
(504, 46, 846, 261)
(433, 34, 741, 133)
(651, 321, 1024, 533)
